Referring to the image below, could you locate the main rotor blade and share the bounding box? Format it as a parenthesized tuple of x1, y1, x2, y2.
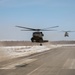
(21, 29, 57, 31)
(39, 29, 57, 31)
(16, 26, 37, 31)
(21, 30, 34, 31)
(42, 26, 59, 30)
(61, 31, 75, 32)
(16, 25, 58, 31)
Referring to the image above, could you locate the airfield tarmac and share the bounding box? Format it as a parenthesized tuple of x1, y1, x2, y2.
(0, 41, 75, 75)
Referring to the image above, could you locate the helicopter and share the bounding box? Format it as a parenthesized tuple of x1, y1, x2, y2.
(61, 31, 75, 37)
(16, 25, 59, 42)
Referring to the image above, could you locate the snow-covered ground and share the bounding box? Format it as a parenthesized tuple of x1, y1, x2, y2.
(0, 45, 62, 62)
(1, 44, 75, 62)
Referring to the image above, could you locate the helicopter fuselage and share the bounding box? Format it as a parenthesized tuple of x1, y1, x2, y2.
(31, 32, 44, 42)
(64, 32, 69, 37)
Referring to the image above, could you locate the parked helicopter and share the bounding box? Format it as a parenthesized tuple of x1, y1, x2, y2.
(61, 31, 75, 37)
(16, 25, 59, 42)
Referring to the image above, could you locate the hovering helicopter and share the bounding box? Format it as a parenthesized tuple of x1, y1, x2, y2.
(16, 25, 59, 42)
(61, 31, 75, 37)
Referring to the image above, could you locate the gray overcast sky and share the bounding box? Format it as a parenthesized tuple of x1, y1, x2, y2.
(0, 0, 75, 41)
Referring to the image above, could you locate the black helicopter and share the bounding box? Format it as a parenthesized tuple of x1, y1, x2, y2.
(16, 25, 58, 42)
(61, 31, 75, 37)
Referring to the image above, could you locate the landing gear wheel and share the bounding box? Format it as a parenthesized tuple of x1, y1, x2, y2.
(31, 38, 35, 42)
